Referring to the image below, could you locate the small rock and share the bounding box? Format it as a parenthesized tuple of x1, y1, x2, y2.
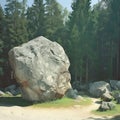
(101, 92, 113, 102)
(65, 88, 78, 99)
(5, 91, 13, 96)
(108, 102, 116, 110)
(0, 90, 5, 96)
(98, 101, 115, 111)
(15, 87, 21, 95)
(4, 84, 21, 96)
(5, 85, 16, 92)
(75, 95, 83, 100)
(116, 94, 120, 104)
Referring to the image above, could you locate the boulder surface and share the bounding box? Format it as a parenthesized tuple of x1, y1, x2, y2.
(9, 36, 71, 102)
(98, 101, 115, 111)
(89, 81, 111, 98)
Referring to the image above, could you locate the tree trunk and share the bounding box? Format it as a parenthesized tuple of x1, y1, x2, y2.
(110, 41, 113, 79)
(85, 57, 88, 83)
(74, 64, 78, 81)
(117, 40, 120, 79)
(116, 50, 119, 79)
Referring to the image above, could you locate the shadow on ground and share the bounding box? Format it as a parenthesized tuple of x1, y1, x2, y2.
(0, 97, 33, 107)
(111, 115, 120, 120)
(86, 115, 120, 120)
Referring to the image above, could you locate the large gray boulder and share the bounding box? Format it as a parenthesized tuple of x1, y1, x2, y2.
(89, 81, 111, 98)
(8, 36, 71, 102)
(110, 80, 120, 90)
(110, 80, 119, 90)
(116, 81, 120, 90)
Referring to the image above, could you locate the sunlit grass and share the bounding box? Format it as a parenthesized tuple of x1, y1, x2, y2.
(0, 94, 92, 108)
(32, 97, 92, 108)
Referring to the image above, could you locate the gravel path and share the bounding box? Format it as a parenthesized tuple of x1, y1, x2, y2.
(0, 98, 113, 120)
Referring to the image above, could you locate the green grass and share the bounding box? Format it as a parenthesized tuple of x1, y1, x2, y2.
(32, 97, 92, 108)
(0, 95, 92, 108)
(93, 102, 120, 116)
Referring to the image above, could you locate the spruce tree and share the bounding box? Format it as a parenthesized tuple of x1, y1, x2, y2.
(107, 0, 120, 79)
(68, 0, 93, 82)
(27, 0, 45, 39)
(2, 0, 28, 82)
(5, 0, 28, 49)
(0, 5, 4, 76)
(45, 0, 64, 41)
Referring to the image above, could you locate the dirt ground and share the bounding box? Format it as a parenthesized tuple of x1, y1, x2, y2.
(0, 98, 115, 120)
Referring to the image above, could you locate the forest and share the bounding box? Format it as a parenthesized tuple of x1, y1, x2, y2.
(0, 0, 120, 87)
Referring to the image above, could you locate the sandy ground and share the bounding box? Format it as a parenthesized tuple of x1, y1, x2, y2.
(0, 98, 113, 120)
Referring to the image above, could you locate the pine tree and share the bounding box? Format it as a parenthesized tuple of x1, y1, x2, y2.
(2, 0, 28, 83)
(45, 0, 64, 41)
(91, 0, 120, 80)
(68, 0, 94, 82)
(70, 24, 82, 81)
(0, 5, 4, 76)
(93, 1, 110, 80)
(27, 0, 45, 39)
(107, 0, 120, 79)
(0, 5, 4, 50)
(5, 0, 28, 50)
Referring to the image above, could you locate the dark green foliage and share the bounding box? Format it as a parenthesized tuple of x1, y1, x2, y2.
(67, 0, 120, 82)
(107, 0, 120, 79)
(4, 0, 28, 58)
(0, 5, 4, 76)
(0, 0, 28, 86)
(5, 0, 28, 50)
(27, 0, 45, 39)
(67, 0, 95, 82)
(45, 0, 65, 42)
(91, 0, 120, 80)
(0, 0, 120, 87)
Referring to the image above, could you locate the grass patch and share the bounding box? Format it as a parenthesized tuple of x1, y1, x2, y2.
(93, 102, 120, 116)
(0, 94, 92, 108)
(32, 97, 92, 108)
